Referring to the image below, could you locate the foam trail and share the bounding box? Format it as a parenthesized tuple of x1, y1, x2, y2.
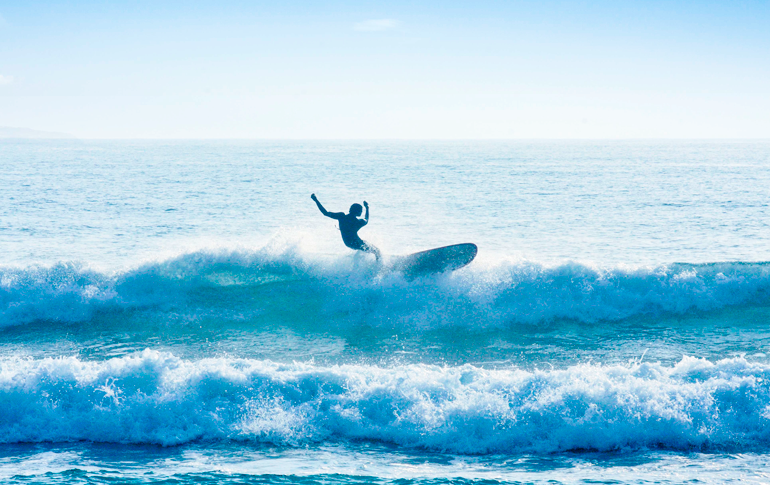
(1, 350, 770, 453)
(2, 249, 770, 328)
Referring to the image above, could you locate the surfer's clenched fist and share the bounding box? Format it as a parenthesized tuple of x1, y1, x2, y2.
(311, 193, 318, 201)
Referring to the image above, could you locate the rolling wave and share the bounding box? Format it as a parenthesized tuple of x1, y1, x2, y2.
(1, 248, 770, 329)
(1, 350, 769, 453)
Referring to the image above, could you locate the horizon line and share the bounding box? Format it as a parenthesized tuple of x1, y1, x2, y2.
(3, 137, 770, 142)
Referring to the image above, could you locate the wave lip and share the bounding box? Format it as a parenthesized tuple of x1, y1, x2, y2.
(1, 350, 769, 453)
(2, 250, 770, 328)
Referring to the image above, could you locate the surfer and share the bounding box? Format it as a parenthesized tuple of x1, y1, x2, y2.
(311, 193, 381, 261)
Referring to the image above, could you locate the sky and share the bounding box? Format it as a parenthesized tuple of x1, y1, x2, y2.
(0, 0, 768, 139)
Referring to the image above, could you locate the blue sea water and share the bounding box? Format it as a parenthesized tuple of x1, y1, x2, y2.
(2, 139, 770, 484)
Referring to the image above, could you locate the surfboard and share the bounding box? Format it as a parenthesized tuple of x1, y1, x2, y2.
(392, 243, 477, 278)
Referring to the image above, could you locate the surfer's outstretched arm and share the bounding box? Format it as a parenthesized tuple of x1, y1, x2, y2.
(311, 194, 343, 220)
(362, 201, 370, 225)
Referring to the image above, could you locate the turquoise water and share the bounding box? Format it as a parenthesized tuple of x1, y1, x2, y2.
(2, 140, 770, 483)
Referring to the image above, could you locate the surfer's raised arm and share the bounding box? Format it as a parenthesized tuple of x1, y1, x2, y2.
(311, 193, 343, 220)
(362, 201, 370, 224)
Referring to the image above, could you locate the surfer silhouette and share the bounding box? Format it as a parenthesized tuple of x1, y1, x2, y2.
(311, 194, 381, 261)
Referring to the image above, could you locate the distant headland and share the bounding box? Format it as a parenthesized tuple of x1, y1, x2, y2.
(0, 126, 76, 139)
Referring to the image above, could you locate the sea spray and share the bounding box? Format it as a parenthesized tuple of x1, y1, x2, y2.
(2, 350, 770, 452)
(2, 250, 770, 329)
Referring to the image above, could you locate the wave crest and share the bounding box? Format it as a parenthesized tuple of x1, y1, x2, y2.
(1, 350, 769, 453)
(1, 249, 770, 328)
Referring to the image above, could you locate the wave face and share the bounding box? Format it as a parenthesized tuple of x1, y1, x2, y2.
(1, 350, 769, 453)
(2, 249, 770, 329)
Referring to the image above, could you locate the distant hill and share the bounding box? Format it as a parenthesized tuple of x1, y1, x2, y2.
(0, 126, 76, 139)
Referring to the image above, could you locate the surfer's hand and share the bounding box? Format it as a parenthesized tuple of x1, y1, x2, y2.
(363, 201, 369, 208)
(311, 193, 317, 201)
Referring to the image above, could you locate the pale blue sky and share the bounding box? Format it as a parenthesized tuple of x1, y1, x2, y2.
(0, 1, 768, 138)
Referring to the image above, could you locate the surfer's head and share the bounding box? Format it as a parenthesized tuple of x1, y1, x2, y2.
(349, 203, 363, 216)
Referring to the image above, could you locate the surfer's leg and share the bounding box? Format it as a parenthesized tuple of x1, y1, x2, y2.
(361, 241, 381, 261)
(346, 238, 381, 261)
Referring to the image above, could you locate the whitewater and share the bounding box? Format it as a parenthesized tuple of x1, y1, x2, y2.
(2, 140, 770, 484)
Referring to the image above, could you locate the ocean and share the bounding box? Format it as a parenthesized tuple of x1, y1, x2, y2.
(2, 139, 770, 484)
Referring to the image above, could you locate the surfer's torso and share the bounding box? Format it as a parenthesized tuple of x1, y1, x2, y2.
(337, 214, 367, 249)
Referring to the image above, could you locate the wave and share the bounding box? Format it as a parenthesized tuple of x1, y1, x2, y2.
(1, 248, 770, 329)
(1, 350, 769, 453)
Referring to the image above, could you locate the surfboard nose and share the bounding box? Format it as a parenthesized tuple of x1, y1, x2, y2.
(395, 243, 478, 278)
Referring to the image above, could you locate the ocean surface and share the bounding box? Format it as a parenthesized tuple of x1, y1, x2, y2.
(2, 139, 770, 484)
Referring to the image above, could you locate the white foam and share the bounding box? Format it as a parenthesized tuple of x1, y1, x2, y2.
(1, 350, 769, 453)
(1, 247, 770, 328)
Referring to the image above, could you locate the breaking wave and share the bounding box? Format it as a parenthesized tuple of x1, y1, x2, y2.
(2, 248, 770, 329)
(1, 350, 769, 453)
